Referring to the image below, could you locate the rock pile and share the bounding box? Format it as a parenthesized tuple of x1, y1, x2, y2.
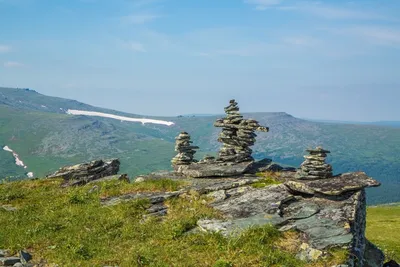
(214, 99, 269, 163)
(46, 158, 120, 186)
(0, 249, 33, 267)
(296, 146, 333, 180)
(171, 132, 199, 167)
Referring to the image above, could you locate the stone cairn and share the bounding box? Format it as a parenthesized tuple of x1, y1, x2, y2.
(214, 99, 269, 163)
(171, 132, 199, 167)
(296, 146, 333, 179)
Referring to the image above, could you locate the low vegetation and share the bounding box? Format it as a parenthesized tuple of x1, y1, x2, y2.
(252, 172, 282, 188)
(366, 204, 400, 262)
(0, 178, 362, 266)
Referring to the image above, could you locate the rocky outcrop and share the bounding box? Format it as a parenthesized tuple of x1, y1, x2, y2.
(120, 168, 384, 266)
(171, 132, 199, 167)
(296, 146, 333, 179)
(214, 99, 269, 163)
(46, 159, 120, 186)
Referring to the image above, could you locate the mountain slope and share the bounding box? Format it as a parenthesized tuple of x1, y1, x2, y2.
(1, 87, 399, 205)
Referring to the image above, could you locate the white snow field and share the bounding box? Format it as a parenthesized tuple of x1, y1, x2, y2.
(3, 145, 28, 169)
(66, 110, 175, 126)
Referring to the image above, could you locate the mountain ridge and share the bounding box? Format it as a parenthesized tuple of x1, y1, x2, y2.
(1, 87, 400, 205)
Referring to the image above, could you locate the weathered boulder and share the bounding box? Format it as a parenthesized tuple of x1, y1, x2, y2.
(285, 172, 381, 196)
(176, 161, 253, 178)
(46, 158, 120, 186)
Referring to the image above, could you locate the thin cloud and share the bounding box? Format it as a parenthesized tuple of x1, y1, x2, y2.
(0, 45, 11, 53)
(331, 26, 400, 47)
(3, 61, 25, 68)
(283, 36, 319, 47)
(120, 14, 160, 24)
(244, 0, 282, 10)
(126, 41, 146, 52)
(252, 1, 393, 21)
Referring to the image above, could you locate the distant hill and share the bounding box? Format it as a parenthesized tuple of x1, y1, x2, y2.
(307, 118, 400, 128)
(1, 87, 400, 205)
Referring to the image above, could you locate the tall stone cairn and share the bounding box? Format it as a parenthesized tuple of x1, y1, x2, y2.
(214, 99, 269, 163)
(171, 132, 199, 167)
(296, 146, 333, 179)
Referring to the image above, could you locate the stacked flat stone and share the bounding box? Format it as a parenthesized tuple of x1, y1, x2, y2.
(296, 146, 333, 179)
(171, 132, 199, 166)
(214, 99, 269, 163)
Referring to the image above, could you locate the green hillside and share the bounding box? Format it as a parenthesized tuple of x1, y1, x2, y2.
(1, 87, 400, 205)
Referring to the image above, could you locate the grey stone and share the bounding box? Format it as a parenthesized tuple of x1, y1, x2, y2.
(207, 190, 227, 202)
(213, 99, 269, 163)
(177, 161, 253, 178)
(171, 132, 199, 166)
(285, 172, 380, 196)
(296, 146, 333, 180)
(19, 250, 32, 264)
(47, 158, 120, 187)
(0, 257, 20, 266)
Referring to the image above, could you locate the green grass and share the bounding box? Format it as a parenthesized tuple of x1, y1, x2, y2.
(366, 204, 400, 262)
(0, 178, 349, 267)
(252, 172, 282, 188)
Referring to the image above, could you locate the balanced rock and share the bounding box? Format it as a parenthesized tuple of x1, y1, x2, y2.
(214, 99, 269, 163)
(171, 132, 199, 167)
(296, 146, 333, 180)
(46, 158, 120, 186)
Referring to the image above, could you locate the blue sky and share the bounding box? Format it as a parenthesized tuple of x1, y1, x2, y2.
(0, 0, 400, 121)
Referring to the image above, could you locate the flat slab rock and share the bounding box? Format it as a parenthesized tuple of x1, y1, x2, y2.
(285, 172, 380, 196)
(176, 161, 253, 178)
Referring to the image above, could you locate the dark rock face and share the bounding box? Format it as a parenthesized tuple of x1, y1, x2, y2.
(171, 132, 199, 167)
(296, 146, 333, 180)
(46, 158, 120, 186)
(214, 99, 269, 163)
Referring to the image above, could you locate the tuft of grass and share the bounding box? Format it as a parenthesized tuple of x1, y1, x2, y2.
(98, 178, 187, 198)
(366, 204, 400, 262)
(252, 172, 282, 188)
(0, 177, 351, 266)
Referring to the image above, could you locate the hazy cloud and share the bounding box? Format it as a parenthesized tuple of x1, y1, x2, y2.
(3, 61, 25, 68)
(283, 36, 319, 47)
(0, 45, 11, 53)
(125, 41, 146, 52)
(331, 26, 400, 47)
(244, 0, 282, 10)
(120, 14, 159, 24)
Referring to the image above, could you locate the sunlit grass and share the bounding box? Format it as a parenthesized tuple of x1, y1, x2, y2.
(0, 178, 348, 266)
(367, 204, 400, 262)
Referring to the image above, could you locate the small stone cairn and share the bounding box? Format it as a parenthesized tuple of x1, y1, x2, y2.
(214, 99, 269, 163)
(171, 132, 199, 167)
(296, 146, 333, 179)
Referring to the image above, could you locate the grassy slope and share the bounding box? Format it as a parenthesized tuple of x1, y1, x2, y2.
(366, 204, 400, 262)
(0, 178, 348, 267)
(0, 105, 176, 179)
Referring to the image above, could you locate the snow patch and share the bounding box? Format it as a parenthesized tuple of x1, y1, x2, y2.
(27, 172, 34, 178)
(3, 145, 12, 152)
(66, 109, 175, 126)
(41, 105, 47, 108)
(3, 145, 28, 169)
